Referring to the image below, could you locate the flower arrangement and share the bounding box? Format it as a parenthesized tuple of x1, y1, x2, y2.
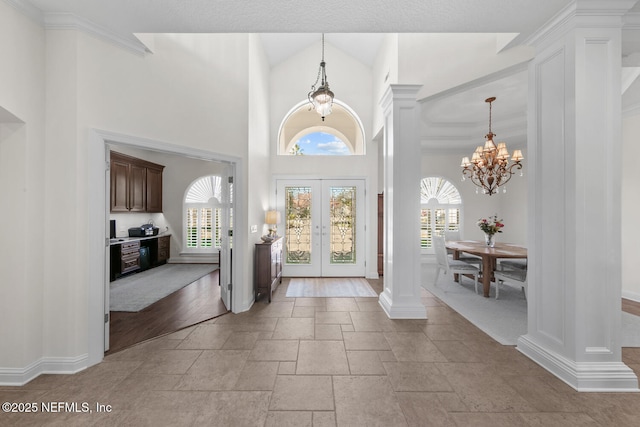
(477, 214, 504, 236)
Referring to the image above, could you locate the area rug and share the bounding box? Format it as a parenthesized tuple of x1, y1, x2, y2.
(422, 262, 640, 347)
(286, 277, 378, 298)
(110, 264, 217, 312)
(423, 262, 527, 345)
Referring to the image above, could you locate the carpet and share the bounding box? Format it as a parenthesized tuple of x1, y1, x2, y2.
(110, 263, 218, 312)
(286, 277, 378, 298)
(422, 262, 640, 347)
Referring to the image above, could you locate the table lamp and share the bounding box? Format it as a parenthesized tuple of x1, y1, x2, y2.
(265, 210, 281, 238)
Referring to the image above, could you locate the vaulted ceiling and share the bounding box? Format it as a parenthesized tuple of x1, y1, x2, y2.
(15, 0, 640, 152)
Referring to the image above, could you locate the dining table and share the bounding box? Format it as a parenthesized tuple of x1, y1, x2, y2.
(445, 240, 527, 298)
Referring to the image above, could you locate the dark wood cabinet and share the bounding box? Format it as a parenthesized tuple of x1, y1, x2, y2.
(254, 238, 283, 303)
(129, 163, 147, 212)
(146, 167, 163, 213)
(110, 235, 171, 281)
(157, 235, 170, 263)
(110, 151, 164, 213)
(119, 240, 141, 276)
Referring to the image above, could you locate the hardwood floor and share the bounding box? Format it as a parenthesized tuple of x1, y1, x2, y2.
(106, 269, 228, 355)
(623, 298, 640, 317)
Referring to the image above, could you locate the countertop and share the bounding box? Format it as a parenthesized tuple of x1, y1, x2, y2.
(109, 233, 171, 246)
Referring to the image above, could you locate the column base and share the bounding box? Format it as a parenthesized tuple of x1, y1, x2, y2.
(517, 334, 639, 392)
(378, 291, 427, 319)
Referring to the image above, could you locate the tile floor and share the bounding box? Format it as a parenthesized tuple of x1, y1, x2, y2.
(2, 277, 640, 426)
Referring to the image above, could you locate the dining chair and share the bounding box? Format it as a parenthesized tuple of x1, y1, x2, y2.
(493, 267, 527, 300)
(443, 230, 482, 268)
(433, 235, 480, 293)
(498, 259, 527, 271)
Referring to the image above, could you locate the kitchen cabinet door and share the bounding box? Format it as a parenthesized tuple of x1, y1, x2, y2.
(129, 163, 146, 212)
(146, 167, 163, 213)
(110, 159, 130, 212)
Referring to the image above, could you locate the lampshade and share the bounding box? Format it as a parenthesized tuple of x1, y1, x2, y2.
(265, 210, 281, 225)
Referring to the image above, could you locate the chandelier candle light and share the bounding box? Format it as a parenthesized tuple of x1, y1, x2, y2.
(308, 33, 334, 121)
(461, 97, 524, 196)
(477, 214, 504, 248)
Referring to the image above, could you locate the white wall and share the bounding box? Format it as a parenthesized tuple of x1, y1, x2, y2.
(33, 30, 253, 373)
(246, 34, 272, 306)
(398, 33, 535, 100)
(372, 34, 399, 136)
(269, 39, 379, 278)
(0, 1, 46, 371)
(622, 112, 640, 301)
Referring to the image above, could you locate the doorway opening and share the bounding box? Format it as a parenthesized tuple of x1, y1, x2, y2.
(87, 130, 243, 365)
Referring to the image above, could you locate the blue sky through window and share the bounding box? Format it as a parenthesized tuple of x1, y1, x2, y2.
(293, 132, 350, 155)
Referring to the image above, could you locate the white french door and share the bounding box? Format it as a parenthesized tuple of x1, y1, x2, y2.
(276, 179, 365, 277)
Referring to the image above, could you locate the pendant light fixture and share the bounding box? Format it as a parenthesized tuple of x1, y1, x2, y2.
(308, 34, 334, 121)
(460, 97, 524, 196)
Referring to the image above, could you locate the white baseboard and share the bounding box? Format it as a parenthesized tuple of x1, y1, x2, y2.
(378, 292, 427, 319)
(170, 253, 220, 264)
(0, 354, 88, 386)
(517, 335, 639, 392)
(622, 290, 640, 303)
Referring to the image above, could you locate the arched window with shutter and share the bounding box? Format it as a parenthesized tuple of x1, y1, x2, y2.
(183, 175, 223, 252)
(420, 177, 463, 252)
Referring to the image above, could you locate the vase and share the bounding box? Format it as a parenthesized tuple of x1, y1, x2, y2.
(484, 233, 495, 248)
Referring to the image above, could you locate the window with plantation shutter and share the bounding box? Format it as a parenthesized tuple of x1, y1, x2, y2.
(420, 177, 463, 252)
(183, 176, 225, 252)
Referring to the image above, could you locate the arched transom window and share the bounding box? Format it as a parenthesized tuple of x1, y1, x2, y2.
(420, 177, 463, 250)
(278, 99, 366, 155)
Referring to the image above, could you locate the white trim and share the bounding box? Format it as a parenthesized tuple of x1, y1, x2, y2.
(277, 98, 367, 155)
(173, 253, 220, 264)
(417, 62, 529, 105)
(622, 290, 640, 303)
(3, 0, 43, 24)
(0, 355, 88, 386)
(378, 292, 427, 319)
(518, 335, 639, 392)
(44, 12, 148, 56)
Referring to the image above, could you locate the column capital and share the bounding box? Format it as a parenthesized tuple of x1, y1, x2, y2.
(379, 84, 423, 111)
(524, 0, 635, 49)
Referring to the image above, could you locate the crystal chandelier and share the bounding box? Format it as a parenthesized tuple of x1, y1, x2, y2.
(460, 97, 524, 196)
(308, 34, 334, 121)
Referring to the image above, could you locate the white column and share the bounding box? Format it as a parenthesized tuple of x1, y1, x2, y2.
(378, 85, 426, 319)
(518, 0, 639, 391)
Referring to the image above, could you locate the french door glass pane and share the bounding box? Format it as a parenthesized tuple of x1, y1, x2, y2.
(329, 186, 356, 264)
(285, 186, 312, 264)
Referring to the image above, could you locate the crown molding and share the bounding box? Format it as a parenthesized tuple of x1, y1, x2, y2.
(524, 0, 636, 49)
(3, 0, 43, 24)
(44, 12, 148, 56)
